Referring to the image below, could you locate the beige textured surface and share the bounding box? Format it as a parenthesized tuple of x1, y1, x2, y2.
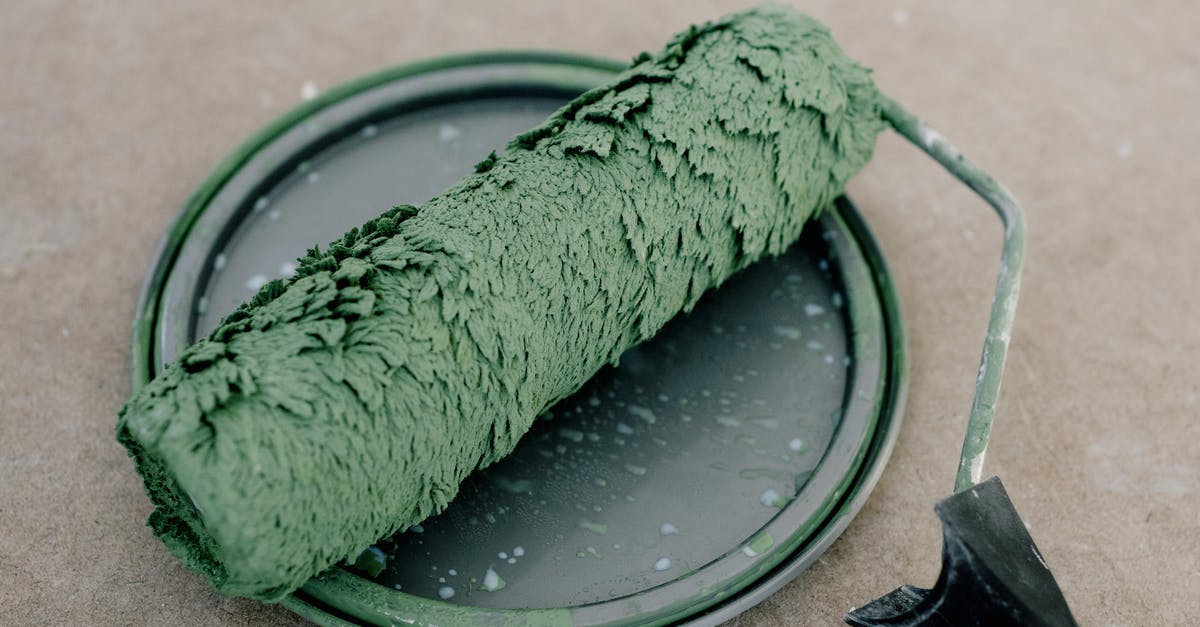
(2, 1, 1196, 624)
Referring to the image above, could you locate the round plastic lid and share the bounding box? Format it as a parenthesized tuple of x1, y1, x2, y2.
(131, 53, 907, 626)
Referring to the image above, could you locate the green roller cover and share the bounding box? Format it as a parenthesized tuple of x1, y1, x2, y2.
(118, 4, 886, 601)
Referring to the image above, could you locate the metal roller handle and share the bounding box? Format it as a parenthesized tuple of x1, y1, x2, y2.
(879, 95, 1027, 493)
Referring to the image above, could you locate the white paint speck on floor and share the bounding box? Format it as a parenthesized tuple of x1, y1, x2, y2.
(301, 80, 319, 101)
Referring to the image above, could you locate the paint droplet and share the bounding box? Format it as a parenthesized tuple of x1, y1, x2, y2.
(579, 519, 608, 535)
(761, 488, 785, 508)
(751, 416, 780, 430)
(253, 197, 269, 212)
(246, 274, 268, 292)
(743, 532, 775, 557)
(789, 438, 804, 452)
(437, 585, 455, 600)
(616, 422, 635, 435)
(409, 523, 424, 533)
(361, 124, 379, 138)
(626, 404, 657, 424)
(212, 253, 227, 271)
(624, 463, 647, 476)
(805, 303, 825, 316)
(654, 557, 672, 571)
(498, 552, 508, 559)
(306, 171, 320, 183)
(496, 477, 533, 495)
(660, 522, 679, 535)
(268, 209, 282, 221)
(439, 123, 461, 142)
(301, 81, 319, 101)
(279, 262, 297, 278)
(447, 569, 457, 576)
(772, 325, 802, 340)
(716, 416, 742, 428)
(512, 546, 524, 557)
(507, 557, 517, 564)
(824, 354, 835, 365)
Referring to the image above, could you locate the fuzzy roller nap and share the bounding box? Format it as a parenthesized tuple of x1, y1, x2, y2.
(118, 5, 885, 601)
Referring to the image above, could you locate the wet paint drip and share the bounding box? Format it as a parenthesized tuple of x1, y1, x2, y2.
(245, 274, 268, 292)
(773, 325, 802, 340)
(741, 532, 775, 558)
(351, 545, 387, 577)
(481, 566, 505, 592)
(626, 405, 657, 424)
(559, 428, 584, 443)
(438, 123, 461, 143)
(760, 488, 789, 508)
(750, 417, 780, 431)
(653, 557, 672, 571)
(579, 519, 608, 535)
